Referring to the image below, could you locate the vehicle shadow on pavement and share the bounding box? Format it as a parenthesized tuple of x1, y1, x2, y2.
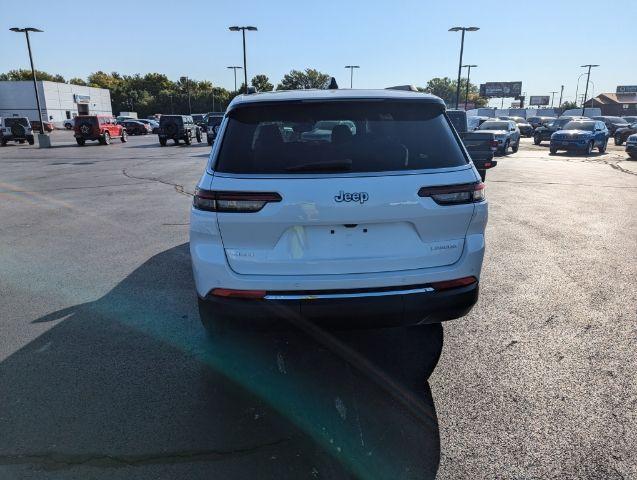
(0, 244, 441, 479)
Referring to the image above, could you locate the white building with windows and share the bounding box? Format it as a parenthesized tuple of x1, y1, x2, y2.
(0, 80, 112, 124)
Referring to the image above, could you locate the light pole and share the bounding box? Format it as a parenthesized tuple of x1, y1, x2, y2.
(550, 91, 558, 108)
(229, 26, 257, 93)
(580, 64, 599, 116)
(10, 27, 46, 138)
(227, 66, 242, 93)
(344, 65, 360, 88)
(558, 85, 564, 109)
(449, 26, 479, 109)
(462, 64, 477, 110)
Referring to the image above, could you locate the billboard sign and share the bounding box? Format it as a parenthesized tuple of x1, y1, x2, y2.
(74, 94, 90, 104)
(617, 85, 637, 94)
(479, 82, 522, 98)
(529, 95, 550, 106)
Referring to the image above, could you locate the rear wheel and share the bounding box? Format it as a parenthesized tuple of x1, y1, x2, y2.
(196, 129, 202, 143)
(533, 134, 541, 145)
(18, 139, 25, 144)
(159, 137, 167, 146)
(76, 138, 85, 146)
(511, 140, 519, 153)
(598, 140, 607, 153)
(549, 146, 557, 154)
(121, 130, 128, 143)
(502, 140, 510, 155)
(1, 138, 7, 147)
(27, 136, 34, 145)
(184, 132, 192, 145)
(614, 134, 623, 146)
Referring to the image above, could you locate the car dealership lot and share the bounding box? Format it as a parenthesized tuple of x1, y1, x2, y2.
(1, 132, 636, 479)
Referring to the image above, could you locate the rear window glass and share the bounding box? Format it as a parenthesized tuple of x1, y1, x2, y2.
(5, 118, 29, 127)
(160, 116, 183, 126)
(480, 121, 510, 130)
(214, 101, 466, 174)
(207, 116, 223, 127)
(563, 121, 595, 131)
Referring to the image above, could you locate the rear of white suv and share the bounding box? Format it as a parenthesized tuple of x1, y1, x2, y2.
(190, 89, 488, 333)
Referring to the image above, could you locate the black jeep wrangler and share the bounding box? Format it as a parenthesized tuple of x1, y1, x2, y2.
(158, 115, 202, 146)
(0, 117, 35, 146)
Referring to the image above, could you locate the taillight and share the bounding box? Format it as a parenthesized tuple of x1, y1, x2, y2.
(211, 288, 266, 299)
(490, 140, 499, 150)
(430, 276, 477, 291)
(193, 188, 282, 213)
(418, 182, 485, 205)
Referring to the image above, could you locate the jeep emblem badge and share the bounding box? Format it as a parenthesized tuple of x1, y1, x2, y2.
(334, 191, 369, 204)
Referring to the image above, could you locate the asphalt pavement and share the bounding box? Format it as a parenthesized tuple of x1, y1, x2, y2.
(0, 131, 635, 479)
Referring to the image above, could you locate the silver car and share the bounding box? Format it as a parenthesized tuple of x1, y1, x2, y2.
(478, 120, 521, 154)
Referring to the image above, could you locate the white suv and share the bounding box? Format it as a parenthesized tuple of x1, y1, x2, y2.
(190, 89, 488, 334)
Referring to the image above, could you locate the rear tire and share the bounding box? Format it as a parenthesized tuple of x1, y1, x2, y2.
(549, 146, 557, 154)
(18, 139, 25, 144)
(598, 140, 607, 153)
(76, 138, 85, 146)
(503, 140, 510, 155)
(103, 132, 111, 145)
(27, 136, 34, 145)
(533, 134, 541, 145)
(614, 134, 623, 146)
(511, 140, 519, 153)
(196, 129, 202, 143)
(1, 139, 7, 146)
(121, 131, 128, 143)
(159, 138, 167, 146)
(184, 132, 192, 145)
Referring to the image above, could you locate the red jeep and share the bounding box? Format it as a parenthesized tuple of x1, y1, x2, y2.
(74, 115, 127, 146)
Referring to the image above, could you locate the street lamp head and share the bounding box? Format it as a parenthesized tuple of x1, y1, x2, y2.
(245, 26, 257, 31)
(344, 65, 360, 69)
(448, 27, 462, 32)
(462, 64, 478, 68)
(466, 27, 479, 31)
(227, 66, 242, 70)
(229, 26, 240, 31)
(580, 64, 599, 68)
(10, 27, 43, 32)
(449, 26, 479, 32)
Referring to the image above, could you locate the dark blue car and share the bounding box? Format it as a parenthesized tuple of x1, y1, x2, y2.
(549, 120, 609, 155)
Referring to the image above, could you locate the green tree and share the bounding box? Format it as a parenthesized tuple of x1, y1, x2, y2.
(0, 69, 65, 82)
(68, 77, 87, 86)
(251, 74, 273, 92)
(420, 76, 487, 108)
(560, 101, 578, 110)
(277, 68, 330, 90)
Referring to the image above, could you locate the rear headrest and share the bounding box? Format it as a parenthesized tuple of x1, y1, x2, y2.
(331, 124, 353, 144)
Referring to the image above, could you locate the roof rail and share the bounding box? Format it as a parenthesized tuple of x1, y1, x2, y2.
(386, 85, 419, 92)
(246, 86, 257, 94)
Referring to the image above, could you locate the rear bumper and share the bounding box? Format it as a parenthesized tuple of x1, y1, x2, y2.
(550, 141, 588, 151)
(199, 282, 479, 330)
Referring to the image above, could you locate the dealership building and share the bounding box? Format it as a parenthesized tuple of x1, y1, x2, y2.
(0, 80, 112, 123)
(584, 86, 637, 116)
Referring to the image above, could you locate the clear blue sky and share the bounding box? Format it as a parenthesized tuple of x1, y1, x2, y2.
(1, 0, 635, 107)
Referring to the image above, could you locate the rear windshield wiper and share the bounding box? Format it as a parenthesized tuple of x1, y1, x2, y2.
(286, 160, 352, 172)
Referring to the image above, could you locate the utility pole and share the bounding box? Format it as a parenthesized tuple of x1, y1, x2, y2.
(344, 65, 360, 88)
(580, 64, 599, 116)
(550, 91, 558, 108)
(558, 85, 564, 108)
(10, 27, 45, 137)
(229, 26, 257, 92)
(449, 26, 479, 109)
(462, 64, 477, 110)
(227, 66, 242, 92)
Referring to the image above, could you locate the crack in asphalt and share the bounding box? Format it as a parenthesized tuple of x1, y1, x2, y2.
(0, 438, 291, 470)
(0, 181, 151, 194)
(122, 161, 193, 197)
